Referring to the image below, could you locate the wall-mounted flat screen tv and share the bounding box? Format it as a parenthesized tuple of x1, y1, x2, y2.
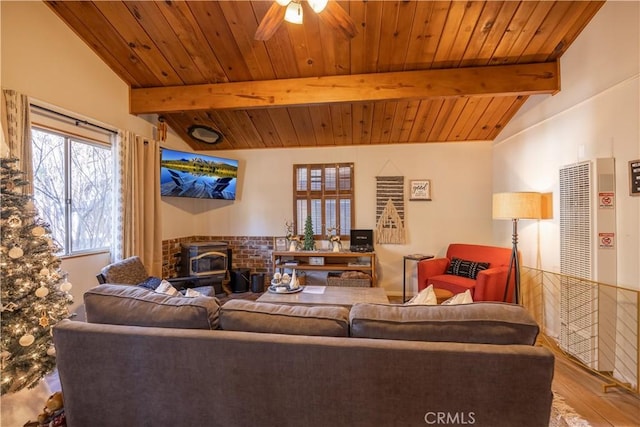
(160, 148, 238, 200)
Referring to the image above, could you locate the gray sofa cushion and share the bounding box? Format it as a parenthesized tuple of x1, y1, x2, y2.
(349, 302, 539, 345)
(220, 300, 350, 337)
(84, 284, 220, 330)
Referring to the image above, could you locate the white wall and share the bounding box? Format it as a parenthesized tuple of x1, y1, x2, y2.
(492, 1, 640, 290)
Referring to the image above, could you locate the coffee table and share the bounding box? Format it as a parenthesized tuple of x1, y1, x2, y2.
(256, 286, 389, 307)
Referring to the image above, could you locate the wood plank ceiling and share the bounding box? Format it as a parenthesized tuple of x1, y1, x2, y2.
(45, 1, 604, 151)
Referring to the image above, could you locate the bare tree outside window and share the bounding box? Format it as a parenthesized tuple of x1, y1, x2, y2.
(32, 127, 112, 255)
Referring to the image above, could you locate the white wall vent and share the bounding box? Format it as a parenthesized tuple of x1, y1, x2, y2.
(559, 158, 617, 371)
(559, 161, 596, 367)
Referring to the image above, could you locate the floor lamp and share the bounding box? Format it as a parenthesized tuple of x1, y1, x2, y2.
(492, 192, 542, 304)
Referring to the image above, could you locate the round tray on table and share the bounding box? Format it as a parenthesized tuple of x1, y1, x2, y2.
(268, 280, 303, 294)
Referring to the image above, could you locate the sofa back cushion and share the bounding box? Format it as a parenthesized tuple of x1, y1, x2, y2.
(84, 284, 220, 329)
(446, 243, 512, 268)
(220, 300, 350, 337)
(349, 302, 539, 345)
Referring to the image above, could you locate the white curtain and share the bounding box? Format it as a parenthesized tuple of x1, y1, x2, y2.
(113, 131, 163, 276)
(1, 89, 33, 194)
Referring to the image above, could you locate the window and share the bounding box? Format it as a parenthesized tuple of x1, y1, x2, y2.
(293, 163, 354, 238)
(31, 114, 113, 256)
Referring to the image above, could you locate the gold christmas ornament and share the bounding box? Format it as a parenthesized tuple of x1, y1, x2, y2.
(39, 313, 50, 327)
(60, 280, 72, 292)
(7, 215, 22, 228)
(40, 268, 50, 276)
(19, 334, 35, 347)
(35, 285, 49, 298)
(31, 226, 46, 237)
(8, 246, 24, 259)
(46, 346, 56, 357)
(1, 302, 18, 312)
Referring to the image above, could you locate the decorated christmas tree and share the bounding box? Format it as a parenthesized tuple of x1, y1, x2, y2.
(1, 157, 73, 395)
(303, 215, 315, 251)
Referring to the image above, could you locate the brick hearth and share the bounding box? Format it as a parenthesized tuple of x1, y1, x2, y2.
(162, 235, 274, 279)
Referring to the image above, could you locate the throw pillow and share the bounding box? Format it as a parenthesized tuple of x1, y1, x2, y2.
(446, 257, 489, 279)
(441, 289, 474, 305)
(406, 284, 437, 306)
(182, 288, 202, 298)
(155, 280, 180, 296)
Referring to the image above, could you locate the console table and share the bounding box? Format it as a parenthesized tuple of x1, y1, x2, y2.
(272, 251, 376, 286)
(402, 254, 434, 302)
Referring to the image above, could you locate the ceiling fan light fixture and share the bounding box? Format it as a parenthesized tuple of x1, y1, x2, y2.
(308, 0, 328, 13)
(284, 1, 303, 25)
(187, 125, 223, 145)
(275, 0, 291, 6)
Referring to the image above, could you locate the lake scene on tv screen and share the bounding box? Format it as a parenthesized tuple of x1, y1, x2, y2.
(160, 149, 238, 200)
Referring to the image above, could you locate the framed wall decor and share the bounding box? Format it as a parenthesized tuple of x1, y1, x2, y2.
(273, 237, 288, 251)
(409, 179, 432, 201)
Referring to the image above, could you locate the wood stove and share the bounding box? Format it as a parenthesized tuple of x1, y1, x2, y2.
(180, 241, 231, 280)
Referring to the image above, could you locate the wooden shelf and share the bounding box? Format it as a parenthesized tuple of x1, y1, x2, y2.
(272, 251, 376, 286)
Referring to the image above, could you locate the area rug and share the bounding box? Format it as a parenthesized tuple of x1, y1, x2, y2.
(549, 392, 591, 427)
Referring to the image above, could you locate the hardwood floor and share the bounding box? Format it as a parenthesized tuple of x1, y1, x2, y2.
(540, 336, 640, 427)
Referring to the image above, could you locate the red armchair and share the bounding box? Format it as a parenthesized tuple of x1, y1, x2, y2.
(417, 243, 516, 302)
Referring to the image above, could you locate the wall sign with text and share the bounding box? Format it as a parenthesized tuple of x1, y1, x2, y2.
(409, 179, 432, 201)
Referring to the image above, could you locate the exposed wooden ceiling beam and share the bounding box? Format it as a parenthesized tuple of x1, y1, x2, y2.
(130, 61, 559, 114)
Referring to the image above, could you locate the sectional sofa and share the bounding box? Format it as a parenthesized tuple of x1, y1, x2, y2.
(53, 284, 555, 427)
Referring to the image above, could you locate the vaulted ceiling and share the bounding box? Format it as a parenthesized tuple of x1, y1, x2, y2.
(45, 0, 604, 151)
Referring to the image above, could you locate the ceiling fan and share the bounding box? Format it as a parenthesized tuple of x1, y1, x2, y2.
(255, 0, 358, 41)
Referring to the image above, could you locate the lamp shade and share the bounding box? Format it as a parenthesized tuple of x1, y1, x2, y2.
(284, 1, 303, 24)
(492, 192, 542, 220)
(541, 192, 553, 219)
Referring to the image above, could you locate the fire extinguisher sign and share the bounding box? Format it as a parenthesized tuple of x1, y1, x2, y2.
(598, 192, 614, 209)
(599, 233, 615, 249)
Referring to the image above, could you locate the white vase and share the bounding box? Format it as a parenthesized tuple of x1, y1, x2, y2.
(332, 241, 340, 252)
(289, 241, 297, 252)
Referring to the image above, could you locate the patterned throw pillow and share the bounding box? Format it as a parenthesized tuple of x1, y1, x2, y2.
(446, 258, 489, 279)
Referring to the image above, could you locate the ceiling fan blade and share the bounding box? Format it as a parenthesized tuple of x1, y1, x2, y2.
(318, 1, 358, 39)
(255, 2, 286, 41)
